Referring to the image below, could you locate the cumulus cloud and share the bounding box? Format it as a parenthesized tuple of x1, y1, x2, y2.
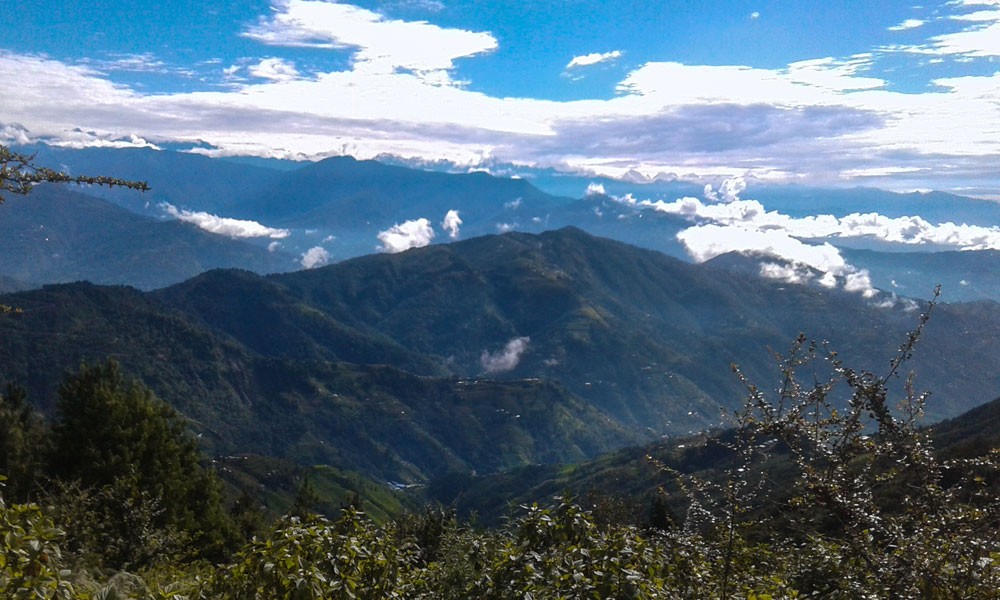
(640, 178, 1000, 251)
(0, 122, 33, 145)
(377, 218, 435, 253)
(481, 337, 530, 374)
(703, 176, 747, 203)
(586, 182, 606, 196)
(162, 203, 290, 238)
(634, 180, 958, 298)
(3, 1, 1000, 195)
(759, 262, 813, 285)
(268, 241, 283, 252)
(300, 245, 330, 268)
(248, 57, 301, 81)
(628, 178, 1000, 299)
(566, 50, 622, 69)
(609, 175, 1000, 298)
(243, 0, 497, 83)
(496, 222, 516, 233)
(442, 209, 462, 239)
(679, 224, 878, 296)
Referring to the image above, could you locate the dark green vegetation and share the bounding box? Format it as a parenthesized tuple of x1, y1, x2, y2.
(3, 229, 1000, 490)
(1, 362, 237, 572)
(4, 312, 1000, 598)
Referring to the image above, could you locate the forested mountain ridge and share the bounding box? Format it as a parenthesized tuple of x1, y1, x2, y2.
(4, 226, 1000, 598)
(2, 228, 1000, 486)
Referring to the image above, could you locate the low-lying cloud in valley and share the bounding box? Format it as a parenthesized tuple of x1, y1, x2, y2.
(442, 209, 462, 239)
(608, 176, 1000, 300)
(377, 218, 435, 253)
(300, 246, 331, 269)
(162, 204, 290, 239)
(481, 337, 530, 374)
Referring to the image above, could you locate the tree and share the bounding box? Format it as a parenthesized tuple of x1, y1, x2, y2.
(0, 384, 49, 503)
(0, 143, 148, 204)
(49, 361, 235, 567)
(652, 290, 1000, 598)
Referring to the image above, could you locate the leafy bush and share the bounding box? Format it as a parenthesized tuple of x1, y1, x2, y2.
(0, 478, 75, 599)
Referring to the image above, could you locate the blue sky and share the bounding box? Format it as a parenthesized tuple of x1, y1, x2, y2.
(1, 0, 999, 197)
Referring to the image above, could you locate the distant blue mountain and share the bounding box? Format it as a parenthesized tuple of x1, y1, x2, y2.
(9, 145, 1000, 302)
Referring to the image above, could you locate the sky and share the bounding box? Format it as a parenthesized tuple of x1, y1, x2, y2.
(1, 0, 999, 198)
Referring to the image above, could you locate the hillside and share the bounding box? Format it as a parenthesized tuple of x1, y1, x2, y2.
(432, 394, 1000, 526)
(19, 146, 1000, 305)
(0, 184, 294, 289)
(0, 279, 635, 484)
(3, 229, 1000, 486)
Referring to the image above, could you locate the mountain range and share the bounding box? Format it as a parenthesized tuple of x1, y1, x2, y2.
(2, 228, 999, 491)
(4, 146, 1000, 519)
(4, 145, 1000, 302)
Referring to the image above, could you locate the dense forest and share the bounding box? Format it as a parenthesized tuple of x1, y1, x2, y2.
(3, 309, 1000, 598)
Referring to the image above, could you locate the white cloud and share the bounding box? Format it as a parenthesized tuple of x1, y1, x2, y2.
(640, 183, 1000, 252)
(481, 336, 530, 374)
(928, 3, 1000, 57)
(566, 50, 622, 69)
(759, 262, 812, 285)
(243, 0, 496, 83)
(268, 241, 283, 252)
(0, 122, 33, 145)
(3, 0, 1000, 195)
(377, 218, 435, 252)
(496, 222, 516, 233)
(162, 203, 291, 238)
(843, 270, 878, 298)
(300, 245, 330, 268)
(630, 179, 1000, 297)
(248, 57, 301, 81)
(680, 224, 878, 297)
(888, 18, 925, 31)
(750, 11, 760, 19)
(442, 209, 462, 239)
(703, 176, 747, 203)
(585, 182, 606, 196)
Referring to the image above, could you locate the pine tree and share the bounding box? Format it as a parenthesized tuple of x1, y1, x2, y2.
(49, 361, 235, 566)
(0, 384, 49, 502)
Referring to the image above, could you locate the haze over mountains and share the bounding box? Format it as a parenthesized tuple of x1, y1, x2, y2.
(4, 145, 1000, 303)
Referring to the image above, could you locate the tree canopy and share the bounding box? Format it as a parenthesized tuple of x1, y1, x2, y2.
(49, 361, 235, 567)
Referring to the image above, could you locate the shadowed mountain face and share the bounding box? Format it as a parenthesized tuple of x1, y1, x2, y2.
(0, 185, 295, 289)
(3, 228, 999, 487)
(10, 146, 1000, 304)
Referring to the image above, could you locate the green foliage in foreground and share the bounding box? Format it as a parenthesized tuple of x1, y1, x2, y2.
(4, 490, 998, 599)
(2, 294, 1000, 598)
